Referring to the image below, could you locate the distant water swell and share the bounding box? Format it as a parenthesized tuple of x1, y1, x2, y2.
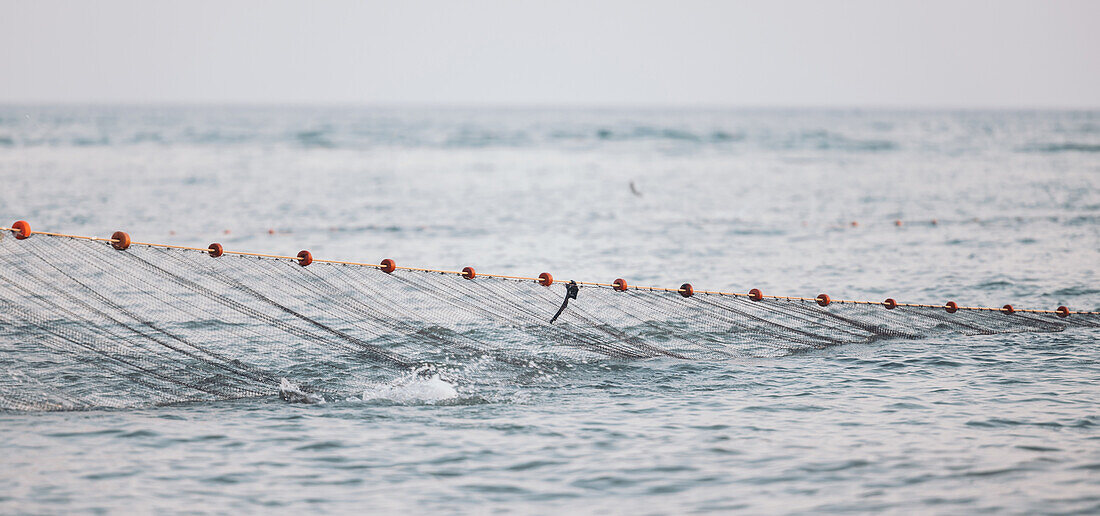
(0, 121, 888, 152)
(1, 106, 1095, 154)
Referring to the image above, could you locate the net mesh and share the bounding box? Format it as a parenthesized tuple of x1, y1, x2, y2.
(0, 233, 1096, 411)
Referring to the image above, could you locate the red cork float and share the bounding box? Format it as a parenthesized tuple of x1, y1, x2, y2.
(538, 272, 553, 287)
(111, 231, 131, 250)
(944, 301, 958, 314)
(1002, 304, 1014, 314)
(883, 298, 897, 310)
(297, 250, 312, 267)
(1056, 306, 1070, 318)
(208, 243, 224, 258)
(748, 288, 763, 301)
(12, 220, 31, 240)
(380, 258, 396, 274)
(613, 278, 628, 292)
(816, 293, 831, 307)
(462, 267, 476, 280)
(679, 283, 694, 298)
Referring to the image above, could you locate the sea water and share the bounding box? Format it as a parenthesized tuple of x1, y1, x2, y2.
(0, 106, 1097, 513)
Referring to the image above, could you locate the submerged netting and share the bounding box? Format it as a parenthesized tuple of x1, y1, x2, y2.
(0, 224, 1096, 412)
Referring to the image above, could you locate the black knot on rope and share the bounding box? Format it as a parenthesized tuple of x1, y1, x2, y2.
(550, 280, 579, 324)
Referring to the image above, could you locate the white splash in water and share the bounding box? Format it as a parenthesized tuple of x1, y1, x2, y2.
(359, 374, 458, 404)
(279, 378, 326, 404)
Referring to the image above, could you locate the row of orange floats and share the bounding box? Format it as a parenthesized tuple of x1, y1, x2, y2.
(5, 220, 1082, 318)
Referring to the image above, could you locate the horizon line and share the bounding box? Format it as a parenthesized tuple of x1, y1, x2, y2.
(1, 100, 1099, 112)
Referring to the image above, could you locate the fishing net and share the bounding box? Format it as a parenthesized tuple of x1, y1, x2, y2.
(0, 230, 1096, 412)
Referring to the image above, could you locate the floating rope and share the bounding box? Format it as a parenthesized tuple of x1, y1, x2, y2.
(4, 222, 1092, 316)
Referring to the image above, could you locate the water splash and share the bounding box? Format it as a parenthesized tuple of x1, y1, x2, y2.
(279, 378, 325, 404)
(358, 373, 459, 405)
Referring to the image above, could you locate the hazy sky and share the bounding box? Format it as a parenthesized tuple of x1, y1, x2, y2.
(2, 0, 1097, 107)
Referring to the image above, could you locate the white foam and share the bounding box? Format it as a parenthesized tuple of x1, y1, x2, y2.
(359, 374, 458, 404)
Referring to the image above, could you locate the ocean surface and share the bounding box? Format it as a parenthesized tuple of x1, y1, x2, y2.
(0, 106, 1098, 514)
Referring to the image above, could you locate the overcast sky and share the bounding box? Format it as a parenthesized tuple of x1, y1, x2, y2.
(2, 0, 1097, 107)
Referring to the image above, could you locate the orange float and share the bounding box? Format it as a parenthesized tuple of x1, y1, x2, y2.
(111, 231, 131, 250)
(380, 258, 396, 274)
(12, 220, 31, 240)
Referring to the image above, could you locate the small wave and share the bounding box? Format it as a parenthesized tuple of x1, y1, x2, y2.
(798, 459, 871, 473)
(634, 127, 700, 142)
(444, 129, 531, 147)
(1015, 444, 1061, 452)
(295, 129, 334, 148)
(129, 132, 163, 144)
(817, 134, 896, 152)
(1051, 286, 1100, 296)
(188, 130, 253, 145)
(773, 129, 897, 152)
(595, 127, 740, 144)
(72, 136, 109, 146)
(1019, 142, 1100, 153)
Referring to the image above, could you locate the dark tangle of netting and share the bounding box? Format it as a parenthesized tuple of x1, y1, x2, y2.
(0, 234, 1095, 412)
